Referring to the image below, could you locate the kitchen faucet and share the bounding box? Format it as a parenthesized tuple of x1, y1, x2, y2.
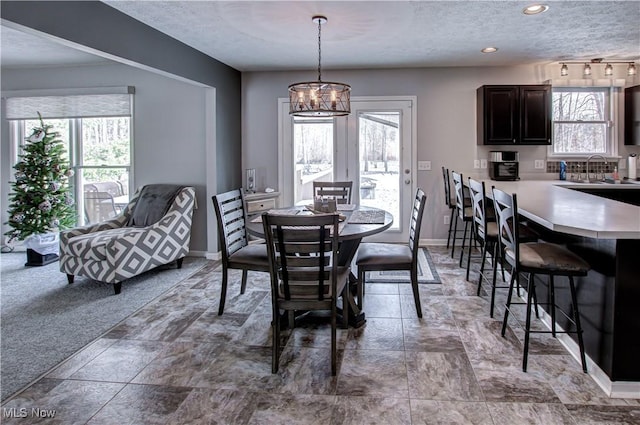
(585, 154, 607, 182)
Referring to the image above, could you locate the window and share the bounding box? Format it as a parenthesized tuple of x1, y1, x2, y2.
(551, 87, 615, 157)
(6, 89, 133, 226)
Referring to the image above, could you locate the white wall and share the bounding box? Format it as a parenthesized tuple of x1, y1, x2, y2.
(242, 64, 640, 241)
(1, 62, 214, 253)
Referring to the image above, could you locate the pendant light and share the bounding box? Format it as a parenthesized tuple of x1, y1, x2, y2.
(604, 63, 614, 76)
(288, 16, 351, 117)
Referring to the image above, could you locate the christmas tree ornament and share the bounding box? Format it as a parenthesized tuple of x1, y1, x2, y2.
(27, 129, 45, 143)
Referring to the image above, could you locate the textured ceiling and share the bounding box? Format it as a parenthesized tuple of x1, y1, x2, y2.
(2, 1, 639, 71)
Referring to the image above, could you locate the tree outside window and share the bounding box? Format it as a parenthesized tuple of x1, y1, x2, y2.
(552, 87, 611, 155)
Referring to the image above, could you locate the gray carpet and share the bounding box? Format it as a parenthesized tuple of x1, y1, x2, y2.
(363, 247, 441, 284)
(0, 252, 209, 401)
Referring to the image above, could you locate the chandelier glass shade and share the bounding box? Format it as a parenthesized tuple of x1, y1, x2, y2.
(289, 16, 351, 117)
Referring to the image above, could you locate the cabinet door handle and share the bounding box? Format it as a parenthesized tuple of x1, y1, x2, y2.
(513, 139, 516, 144)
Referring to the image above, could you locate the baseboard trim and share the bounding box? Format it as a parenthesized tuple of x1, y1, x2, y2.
(204, 251, 221, 260)
(187, 250, 220, 260)
(421, 239, 448, 246)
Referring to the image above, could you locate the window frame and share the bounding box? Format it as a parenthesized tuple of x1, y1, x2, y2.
(9, 116, 133, 225)
(547, 86, 618, 159)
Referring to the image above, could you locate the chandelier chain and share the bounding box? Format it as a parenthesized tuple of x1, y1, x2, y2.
(317, 18, 322, 82)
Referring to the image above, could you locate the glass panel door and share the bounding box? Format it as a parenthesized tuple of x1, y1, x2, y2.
(292, 117, 334, 205)
(280, 97, 415, 243)
(358, 111, 401, 228)
(345, 99, 415, 243)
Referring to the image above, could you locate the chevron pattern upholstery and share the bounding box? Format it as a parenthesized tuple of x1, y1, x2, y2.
(59, 185, 196, 294)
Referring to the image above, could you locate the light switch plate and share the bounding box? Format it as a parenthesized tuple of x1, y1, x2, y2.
(418, 160, 431, 171)
(474, 160, 480, 169)
(534, 160, 545, 169)
(480, 159, 487, 169)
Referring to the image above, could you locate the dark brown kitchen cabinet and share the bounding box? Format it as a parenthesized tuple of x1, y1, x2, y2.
(477, 85, 551, 145)
(624, 85, 640, 146)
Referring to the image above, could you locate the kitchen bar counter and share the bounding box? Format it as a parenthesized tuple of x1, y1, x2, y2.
(481, 179, 640, 396)
(482, 180, 640, 239)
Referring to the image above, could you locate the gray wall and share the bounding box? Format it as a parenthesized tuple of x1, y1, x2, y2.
(242, 66, 640, 241)
(1, 63, 210, 251)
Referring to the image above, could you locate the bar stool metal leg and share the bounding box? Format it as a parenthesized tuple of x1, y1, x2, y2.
(489, 241, 500, 318)
(465, 226, 474, 281)
(501, 271, 517, 337)
(476, 240, 489, 296)
(549, 275, 556, 337)
(451, 213, 459, 258)
(459, 221, 469, 268)
(568, 276, 588, 373)
(446, 208, 455, 249)
(522, 272, 536, 372)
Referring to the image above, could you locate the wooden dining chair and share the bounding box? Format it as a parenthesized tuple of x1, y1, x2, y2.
(313, 181, 353, 204)
(212, 189, 270, 315)
(262, 212, 350, 375)
(355, 188, 426, 318)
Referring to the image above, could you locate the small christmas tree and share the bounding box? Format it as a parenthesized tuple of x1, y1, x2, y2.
(4, 114, 76, 247)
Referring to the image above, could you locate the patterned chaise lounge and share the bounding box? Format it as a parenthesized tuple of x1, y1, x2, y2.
(59, 184, 196, 294)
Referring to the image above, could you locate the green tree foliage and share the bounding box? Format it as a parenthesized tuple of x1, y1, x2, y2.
(4, 115, 76, 242)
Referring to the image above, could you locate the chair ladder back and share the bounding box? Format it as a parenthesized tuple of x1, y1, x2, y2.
(313, 181, 353, 204)
(264, 214, 339, 302)
(213, 189, 249, 259)
(409, 188, 427, 254)
(468, 178, 487, 238)
(442, 167, 452, 207)
(451, 171, 469, 220)
(491, 188, 519, 264)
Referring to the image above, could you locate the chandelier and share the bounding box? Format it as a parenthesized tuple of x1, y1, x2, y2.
(288, 16, 351, 117)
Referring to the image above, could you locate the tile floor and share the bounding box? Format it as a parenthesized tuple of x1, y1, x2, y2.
(2, 246, 639, 424)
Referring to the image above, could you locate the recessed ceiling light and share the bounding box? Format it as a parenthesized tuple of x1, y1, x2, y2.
(523, 4, 549, 15)
(481, 47, 498, 53)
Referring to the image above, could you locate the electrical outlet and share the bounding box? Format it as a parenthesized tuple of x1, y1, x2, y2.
(418, 160, 431, 171)
(474, 159, 480, 169)
(444, 215, 450, 225)
(534, 160, 545, 169)
(480, 159, 487, 169)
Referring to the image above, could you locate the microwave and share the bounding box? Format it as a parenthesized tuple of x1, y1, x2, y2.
(489, 151, 519, 181)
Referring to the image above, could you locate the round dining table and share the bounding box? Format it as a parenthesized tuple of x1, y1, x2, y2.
(247, 205, 393, 327)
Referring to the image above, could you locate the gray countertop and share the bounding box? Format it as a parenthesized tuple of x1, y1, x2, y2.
(483, 180, 640, 239)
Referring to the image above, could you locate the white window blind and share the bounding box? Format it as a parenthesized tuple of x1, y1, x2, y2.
(4, 86, 134, 120)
